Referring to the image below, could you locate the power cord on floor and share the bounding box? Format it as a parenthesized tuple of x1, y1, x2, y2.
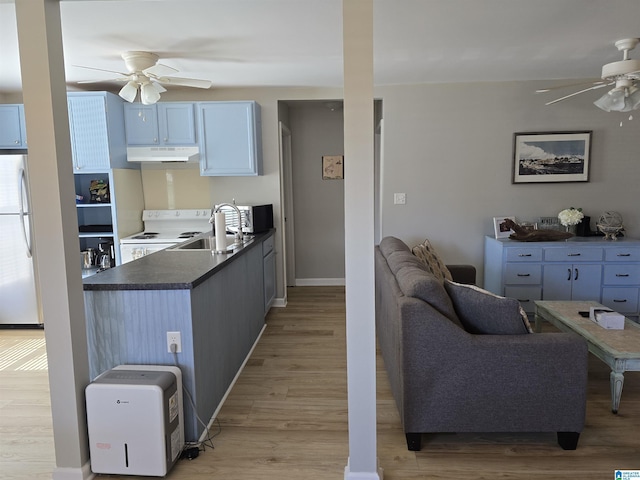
(171, 349, 220, 457)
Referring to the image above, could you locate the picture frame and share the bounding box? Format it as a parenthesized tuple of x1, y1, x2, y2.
(322, 155, 344, 180)
(493, 216, 516, 239)
(512, 131, 592, 184)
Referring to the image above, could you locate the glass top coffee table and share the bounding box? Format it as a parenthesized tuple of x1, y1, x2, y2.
(534, 300, 640, 414)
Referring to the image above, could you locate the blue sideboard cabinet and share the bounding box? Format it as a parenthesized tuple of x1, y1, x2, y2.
(67, 92, 129, 172)
(0, 104, 27, 148)
(198, 101, 262, 176)
(484, 236, 640, 318)
(123, 102, 197, 146)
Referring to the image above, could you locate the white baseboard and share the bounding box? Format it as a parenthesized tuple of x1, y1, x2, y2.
(272, 297, 287, 308)
(295, 278, 346, 286)
(52, 461, 94, 480)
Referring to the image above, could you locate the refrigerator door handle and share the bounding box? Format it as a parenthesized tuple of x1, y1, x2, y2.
(18, 167, 33, 258)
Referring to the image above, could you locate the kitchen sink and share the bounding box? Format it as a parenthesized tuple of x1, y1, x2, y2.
(169, 234, 254, 251)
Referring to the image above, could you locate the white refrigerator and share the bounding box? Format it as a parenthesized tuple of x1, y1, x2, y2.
(0, 151, 41, 325)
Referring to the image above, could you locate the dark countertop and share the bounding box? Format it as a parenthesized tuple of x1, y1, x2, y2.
(83, 230, 273, 291)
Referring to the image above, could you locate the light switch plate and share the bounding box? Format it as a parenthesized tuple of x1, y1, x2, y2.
(394, 193, 406, 205)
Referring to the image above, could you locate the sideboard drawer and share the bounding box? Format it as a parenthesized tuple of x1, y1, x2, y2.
(603, 265, 640, 285)
(601, 287, 639, 313)
(504, 264, 541, 284)
(544, 247, 603, 262)
(605, 247, 640, 262)
(504, 286, 541, 313)
(505, 248, 542, 262)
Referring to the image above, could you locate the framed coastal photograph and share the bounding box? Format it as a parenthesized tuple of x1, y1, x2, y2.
(512, 131, 592, 184)
(322, 155, 344, 180)
(493, 216, 516, 239)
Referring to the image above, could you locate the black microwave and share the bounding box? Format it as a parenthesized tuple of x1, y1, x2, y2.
(216, 204, 273, 233)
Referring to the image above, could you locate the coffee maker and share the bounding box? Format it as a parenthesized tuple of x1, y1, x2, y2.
(97, 238, 115, 269)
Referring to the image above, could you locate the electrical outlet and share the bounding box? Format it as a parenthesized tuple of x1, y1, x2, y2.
(167, 331, 182, 353)
(394, 193, 407, 205)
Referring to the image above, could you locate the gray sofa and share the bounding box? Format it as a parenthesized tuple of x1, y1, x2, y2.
(375, 236, 588, 451)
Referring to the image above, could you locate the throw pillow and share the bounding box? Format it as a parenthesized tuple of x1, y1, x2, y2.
(443, 280, 533, 334)
(412, 239, 452, 283)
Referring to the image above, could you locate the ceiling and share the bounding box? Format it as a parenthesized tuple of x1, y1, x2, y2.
(1, 0, 640, 95)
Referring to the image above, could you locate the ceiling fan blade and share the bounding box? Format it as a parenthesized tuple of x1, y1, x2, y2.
(545, 82, 614, 106)
(144, 63, 179, 77)
(536, 79, 605, 93)
(155, 76, 212, 89)
(73, 65, 130, 76)
(77, 76, 131, 84)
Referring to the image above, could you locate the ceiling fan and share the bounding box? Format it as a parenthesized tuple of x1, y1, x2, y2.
(537, 38, 640, 113)
(76, 51, 212, 105)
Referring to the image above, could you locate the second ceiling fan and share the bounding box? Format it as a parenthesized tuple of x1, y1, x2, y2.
(537, 38, 640, 113)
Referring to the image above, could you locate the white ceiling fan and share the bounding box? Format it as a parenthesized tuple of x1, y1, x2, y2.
(537, 38, 640, 113)
(76, 51, 212, 104)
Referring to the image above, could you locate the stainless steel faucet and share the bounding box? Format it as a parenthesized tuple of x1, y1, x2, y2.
(210, 202, 244, 244)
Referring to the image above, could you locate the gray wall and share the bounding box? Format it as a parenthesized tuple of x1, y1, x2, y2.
(288, 102, 345, 283)
(377, 80, 640, 285)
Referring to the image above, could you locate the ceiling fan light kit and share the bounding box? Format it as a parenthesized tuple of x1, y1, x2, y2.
(77, 51, 212, 105)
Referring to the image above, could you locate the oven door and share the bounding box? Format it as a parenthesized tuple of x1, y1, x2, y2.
(120, 242, 176, 264)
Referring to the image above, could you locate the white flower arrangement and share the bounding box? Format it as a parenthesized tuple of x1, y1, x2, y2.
(558, 207, 584, 227)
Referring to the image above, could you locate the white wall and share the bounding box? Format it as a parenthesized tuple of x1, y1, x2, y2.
(377, 80, 640, 285)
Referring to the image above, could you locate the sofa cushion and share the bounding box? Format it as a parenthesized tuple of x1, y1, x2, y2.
(412, 239, 453, 283)
(395, 265, 459, 323)
(444, 280, 533, 334)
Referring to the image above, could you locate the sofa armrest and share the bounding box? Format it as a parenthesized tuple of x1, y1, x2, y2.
(446, 264, 476, 285)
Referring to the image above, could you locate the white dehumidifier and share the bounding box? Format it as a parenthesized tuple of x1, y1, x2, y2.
(86, 365, 184, 476)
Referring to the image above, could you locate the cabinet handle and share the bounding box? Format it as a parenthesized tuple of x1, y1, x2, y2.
(617, 253, 631, 257)
(15, 139, 20, 144)
(518, 253, 532, 257)
(164, 137, 168, 142)
(574, 268, 579, 281)
(567, 268, 572, 281)
(567, 253, 581, 257)
(517, 273, 530, 277)
(613, 299, 628, 303)
(616, 273, 630, 277)
(517, 299, 530, 303)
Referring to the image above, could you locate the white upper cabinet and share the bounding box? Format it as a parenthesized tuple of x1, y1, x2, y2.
(0, 104, 27, 148)
(198, 101, 262, 176)
(124, 102, 197, 146)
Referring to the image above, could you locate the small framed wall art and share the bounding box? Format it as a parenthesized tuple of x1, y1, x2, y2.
(493, 216, 516, 239)
(512, 131, 592, 184)
(322, 155, 344, 180)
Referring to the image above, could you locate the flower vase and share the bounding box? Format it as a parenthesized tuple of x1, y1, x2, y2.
(565, 224, 577, 235)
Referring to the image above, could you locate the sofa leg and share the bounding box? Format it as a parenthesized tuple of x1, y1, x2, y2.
(557, 432, 580, 450)
(406, 433, 422, 451)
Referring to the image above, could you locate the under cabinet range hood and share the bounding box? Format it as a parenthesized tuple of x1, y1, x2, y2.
(126, 146, 200, 163)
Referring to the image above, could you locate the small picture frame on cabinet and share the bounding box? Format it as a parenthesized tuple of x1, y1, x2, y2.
(493, 216, 516, 239)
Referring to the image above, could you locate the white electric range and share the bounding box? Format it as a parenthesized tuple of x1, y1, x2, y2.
(119, 209, 212, 264)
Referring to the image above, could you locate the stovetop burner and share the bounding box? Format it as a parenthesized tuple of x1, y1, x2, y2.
(131, 232, 159, 240)
(179, 231, 203, 238)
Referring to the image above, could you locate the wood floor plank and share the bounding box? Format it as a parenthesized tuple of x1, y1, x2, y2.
(1, 286, 639, 479)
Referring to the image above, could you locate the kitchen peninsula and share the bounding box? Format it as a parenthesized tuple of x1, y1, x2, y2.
(82, 230, 274, 441)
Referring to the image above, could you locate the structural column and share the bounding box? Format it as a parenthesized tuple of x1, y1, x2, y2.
(15, 1, 93, 479)
(343, 1, 379, 478)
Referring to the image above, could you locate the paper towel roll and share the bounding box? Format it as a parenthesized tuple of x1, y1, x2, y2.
(214, 212, 227, 252)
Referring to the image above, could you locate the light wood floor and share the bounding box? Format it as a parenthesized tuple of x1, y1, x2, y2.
(1, 286, 639, 479)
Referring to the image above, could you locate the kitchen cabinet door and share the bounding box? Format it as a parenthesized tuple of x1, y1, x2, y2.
(543, 264, 602, 301)
(123, 105, 159, 145)
(68, 92, 128, 171)
(0, 104, 27, 148)
(199, 101, 262, 176)
(124, 103, 196, 146)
